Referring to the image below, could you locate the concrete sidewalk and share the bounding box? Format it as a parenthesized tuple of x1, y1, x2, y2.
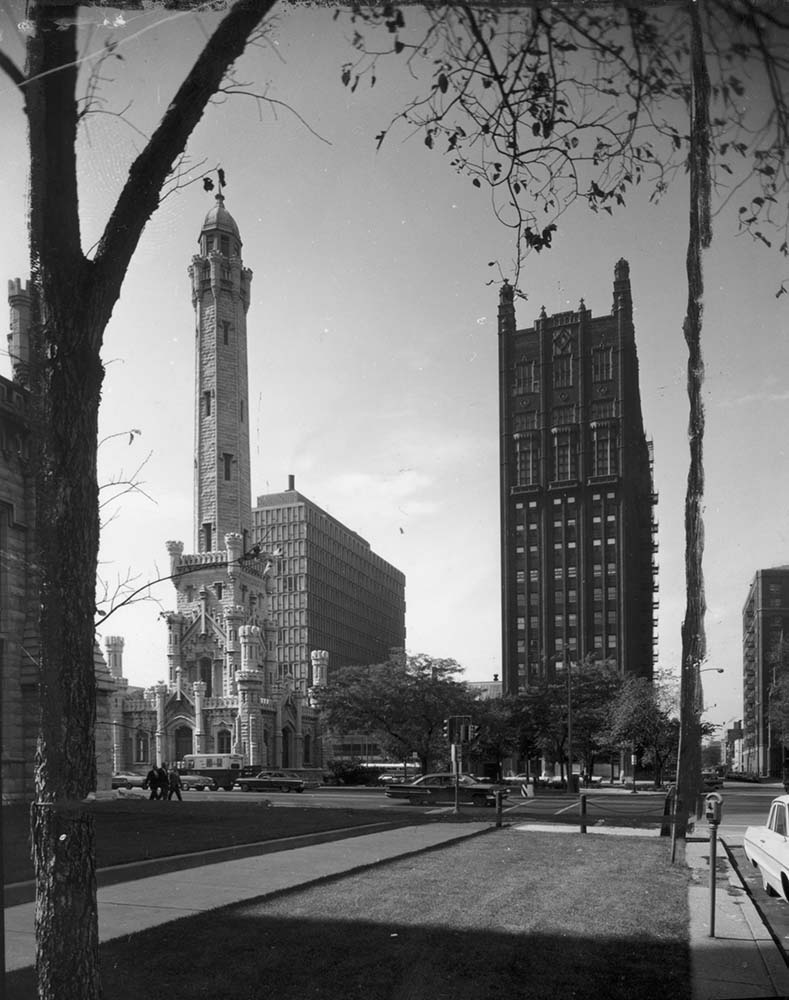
(6, 820, 789, 999)
(686, 837, 789, 1000)
(4, 822, 490, 973)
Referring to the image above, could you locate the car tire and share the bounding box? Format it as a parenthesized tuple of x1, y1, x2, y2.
(240, 783, 250, 793)
(472, 793, 487, 807)
(281, 785, 290, 793)
(762, 870, 777, 897)
(296, 787, 304, 793)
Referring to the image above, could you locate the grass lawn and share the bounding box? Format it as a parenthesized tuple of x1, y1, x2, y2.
(6, 828, 692, 1000)
(3, 798, 438, 884)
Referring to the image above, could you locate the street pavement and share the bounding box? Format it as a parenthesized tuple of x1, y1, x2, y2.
(5, 797, 789, 998)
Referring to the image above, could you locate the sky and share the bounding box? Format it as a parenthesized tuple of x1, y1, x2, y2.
(0, 2, 786, 736)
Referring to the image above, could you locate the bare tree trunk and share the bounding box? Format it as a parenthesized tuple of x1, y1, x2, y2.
(19, 3, 277, 995)
(675, 0, 712, 842)
(25, 6, 102, 996)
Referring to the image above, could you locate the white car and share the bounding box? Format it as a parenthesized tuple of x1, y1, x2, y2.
(743, 794, 789, 900)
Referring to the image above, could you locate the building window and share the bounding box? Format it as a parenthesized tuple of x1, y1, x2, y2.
(592, 422, 618, 476)
(204, 391, 211, 417)
(221, 235, 230, 257)
(134, 731, 149, 764)
(515, 433, 540, 486)
(553, 354, 573, 388)
(552, 404, 575, 427)
(592, 346, 613, 382)
(216, 729, 231, 754)
(223, 453, 233, 480)
(514, 358, 539, 393)
(553, 429, 576, 481)
(203, 522, 212, 551)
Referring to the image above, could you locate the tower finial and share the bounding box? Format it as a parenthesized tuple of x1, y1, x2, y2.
(202, 167, 227, 197)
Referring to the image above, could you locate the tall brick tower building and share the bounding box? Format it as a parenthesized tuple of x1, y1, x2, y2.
(497, 260, 657, 695)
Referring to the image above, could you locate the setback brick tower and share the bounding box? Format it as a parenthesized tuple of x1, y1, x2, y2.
(497, 260, 657, 695)
(190, 194, 253, 554)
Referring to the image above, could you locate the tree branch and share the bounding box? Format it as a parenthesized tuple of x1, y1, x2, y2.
(0, 48, 25, 90)
(90, 0, 278, 337)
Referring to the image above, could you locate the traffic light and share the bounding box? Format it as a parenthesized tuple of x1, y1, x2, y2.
(469, 724, 480, 742)
(442, 718, 452, 742)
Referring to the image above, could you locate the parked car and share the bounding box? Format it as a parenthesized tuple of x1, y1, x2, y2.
(729, 770, 761, 783)
(702, 770, 724, 791)
(178, 772, 217, 791)
(744, 795, 789, 900)
(384, 773, 509, 807)
(236, 771, 305, 793)
(111, 772, 145, 789)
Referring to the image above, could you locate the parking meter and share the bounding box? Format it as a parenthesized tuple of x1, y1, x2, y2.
(705, 792, 722, 826)
(705, 792, 723, 938)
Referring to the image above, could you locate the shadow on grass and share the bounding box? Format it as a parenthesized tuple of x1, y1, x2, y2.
(6, 909, 691, 1000)
(3, 800, 436, 886)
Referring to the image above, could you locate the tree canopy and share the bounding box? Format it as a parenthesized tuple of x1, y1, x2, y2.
(314, 652, 475, 774)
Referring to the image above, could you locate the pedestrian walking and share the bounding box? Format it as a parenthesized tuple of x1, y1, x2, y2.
(144, 765, 160, 800)
(156, 762, 169, 801)
(167, 766, 183, 801)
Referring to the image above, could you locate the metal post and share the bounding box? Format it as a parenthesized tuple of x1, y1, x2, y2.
(566, 664, 573, 793)
(452, 743, 460, 815)
(580, 792, 587, 834)
(709, 821, 718, 937)
(495, 790, 503, 827)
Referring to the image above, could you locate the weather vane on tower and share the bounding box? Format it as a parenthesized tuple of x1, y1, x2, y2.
(202, 167, 227, 196)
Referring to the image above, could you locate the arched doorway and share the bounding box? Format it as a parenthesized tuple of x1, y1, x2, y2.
(174, 726, 193, 763)
(216, 729, 231, 754)
(281, 727, 292, 769)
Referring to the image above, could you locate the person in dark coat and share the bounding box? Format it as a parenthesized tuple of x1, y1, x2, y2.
(167, 766, 183, 801)
(156, 763, 169, 801)
(144, 765, 159, 800)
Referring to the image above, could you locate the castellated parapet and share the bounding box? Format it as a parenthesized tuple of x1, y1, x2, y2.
(104, 636, 125, 679)
(7, 278, 31, 384)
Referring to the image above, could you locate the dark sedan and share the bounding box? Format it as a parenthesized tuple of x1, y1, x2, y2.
(236, 771, 305, 793)
(385, 772, 510, 807)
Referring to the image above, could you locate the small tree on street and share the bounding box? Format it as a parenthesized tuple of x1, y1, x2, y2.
(314, 652, 475, 775)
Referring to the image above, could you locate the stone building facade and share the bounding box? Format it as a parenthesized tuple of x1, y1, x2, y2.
(742, 567, 789, 778)
(109, 195, 324, 775)
(497, 260, 657, 695)
(2, 281, 118, 800)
